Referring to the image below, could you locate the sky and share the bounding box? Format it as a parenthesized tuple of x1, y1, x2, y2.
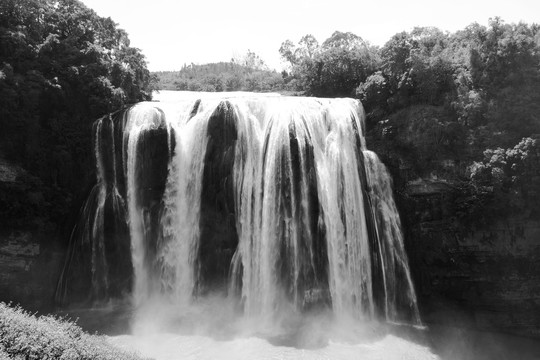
(80, 0, 540, 72)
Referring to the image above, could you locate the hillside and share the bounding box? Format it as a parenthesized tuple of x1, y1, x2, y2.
(153, 61, 287, 92)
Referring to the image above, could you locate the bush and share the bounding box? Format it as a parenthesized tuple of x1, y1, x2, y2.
(0, 303, 147, 360)
(0, 344, 9, 360)
(468, 137, 540, 214)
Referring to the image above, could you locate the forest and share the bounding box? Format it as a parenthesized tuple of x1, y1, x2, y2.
(0, 0, 155, 234)
(155, 52, 285, 92)
(1, 0, 539, 238)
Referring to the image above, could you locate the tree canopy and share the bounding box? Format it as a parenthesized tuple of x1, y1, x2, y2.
(279, 31, 380, 97)
(0, 0, 154, 231)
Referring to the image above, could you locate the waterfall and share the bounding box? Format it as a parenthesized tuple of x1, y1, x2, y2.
(58, 93, 419, 325)
(155, 100, 214, 305)
(56, 113, 131, 304)
(364, 151, 421, 324)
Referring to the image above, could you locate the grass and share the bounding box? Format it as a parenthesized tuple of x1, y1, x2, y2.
(0, 302, 148, 360)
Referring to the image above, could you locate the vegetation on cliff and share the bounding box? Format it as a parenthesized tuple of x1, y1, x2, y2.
(0, 0, 155, 233)
(0, 302, 146, 360)
(281, 20, 540, 224)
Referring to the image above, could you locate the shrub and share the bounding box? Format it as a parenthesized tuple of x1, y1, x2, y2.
(0, 302, 147, 360)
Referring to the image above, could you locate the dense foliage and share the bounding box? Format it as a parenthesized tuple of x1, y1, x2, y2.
(0, 0, 154, 232)
(280, 31, 380, 97)
(0, 302, 146, 360)
(468, 136, 540, 218)
(358, 21, 540, 147)
(282, 19, 540, 223)
(154, 51, 285, 92)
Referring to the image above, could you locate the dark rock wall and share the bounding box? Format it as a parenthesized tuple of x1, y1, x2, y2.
(0, 157, 70, 312)
(198, 102, 239, 293)
(134, 117, 171, 287)
(0, 231, 64, 312)
(401, 178, 540, 337)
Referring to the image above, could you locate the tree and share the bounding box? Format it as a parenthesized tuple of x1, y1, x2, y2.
(322, 31, 366, 50)
(279, 31, 379, 97)
(0, 0, 154, 231)
(470, 137, 540, 213)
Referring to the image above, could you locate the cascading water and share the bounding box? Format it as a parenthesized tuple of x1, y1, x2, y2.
(57, 92, 420, 328)
(364, 150, 421, 324)
(56, 115, 131, 304)
(155, 100, 215, 305)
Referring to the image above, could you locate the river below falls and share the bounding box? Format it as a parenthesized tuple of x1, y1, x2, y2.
(108, 332, 436, 360)
(60, 304, 540, 360)
(106, 328, 540, 360)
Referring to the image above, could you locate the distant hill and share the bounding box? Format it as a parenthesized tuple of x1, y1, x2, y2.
(153, 62, 288, 92)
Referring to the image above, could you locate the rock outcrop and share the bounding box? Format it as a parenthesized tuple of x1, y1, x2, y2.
(0, 158, 66, 312)
(401, 178, 540, 337)
(0, 231, 64, 311)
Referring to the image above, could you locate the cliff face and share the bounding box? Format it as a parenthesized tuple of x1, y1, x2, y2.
(0, 231, 64, 312)
(401, 178, 540, 337)
(0, 158, 70, 312)
(364, 102, 540, 338)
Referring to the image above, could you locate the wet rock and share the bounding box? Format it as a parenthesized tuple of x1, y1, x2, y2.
(402, 179, 540, 337)
(0, 231, 63, 311)
(302, 288, 331, 311)
(198, 101, 239, 293)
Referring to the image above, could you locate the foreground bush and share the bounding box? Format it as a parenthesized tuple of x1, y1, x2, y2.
(0, 344, 9, 360)
(0, 302, 146, 360)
